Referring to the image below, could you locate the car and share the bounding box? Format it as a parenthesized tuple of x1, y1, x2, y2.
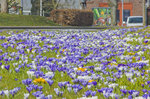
(126, 16, 143, 27)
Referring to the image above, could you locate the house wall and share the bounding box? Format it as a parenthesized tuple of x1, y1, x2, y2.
(57, 0, 82, 9)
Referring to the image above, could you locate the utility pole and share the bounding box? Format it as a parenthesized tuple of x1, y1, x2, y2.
(122, 0, 124, 26)
(40, 0, 42, 16)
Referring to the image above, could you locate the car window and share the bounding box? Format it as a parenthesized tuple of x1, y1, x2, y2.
(128, 17, 143, 23)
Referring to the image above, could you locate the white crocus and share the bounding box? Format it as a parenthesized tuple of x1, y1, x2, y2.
(27, 71, 34, 78)
(27, 49, 30, 53)
(45, 72, 54, 76)
(4, 90, 9, 97)
(87, 85, 92, 89)
(125, 72, 133, 78)
(119, 86, 127, 89)
(77, 76, 92, 81)
(108, 83, 118, 88)
(77, 96, 98, 99)
(32, 49, 36, 54)
(24, 93, 29, 99)
(94, 67, 102, 72)
(1, 65, 4, 69)
(137, 51, 144, 56)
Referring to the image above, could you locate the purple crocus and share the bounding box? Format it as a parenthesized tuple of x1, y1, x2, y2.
(91, 91, 96, 96)
(58, 82, 63, 88)
(0, 76, 2, 81)
(97, 89, 103, 93)
(144, 40, 148, 43)
(85, 90, 92, 97)
(0, 62, 2, 66)
(142, 89, 147, 93)
(22, 79, 32, 85)
(128, 90, 133, 95)
(32, 91, 43, 97)
(143, 94, 149, 99)
(38, 86, 43, 91)
(5, 65, 10, 70)
(0, 90, 4, 95)
(26, 87, 33, 93)
(92, 81, 97, 86)
(128, 95, 132, 99)
(47, 80, 54, 86)
(15, 68, 20, 73)
(47, 95, 52, 99)
(33, 85, 38, 90)
(120, 89, 127, 94)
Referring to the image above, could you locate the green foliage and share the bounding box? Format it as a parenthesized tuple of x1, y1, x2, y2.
(0, 14, 59, 26)
(7, 0, 19, 9)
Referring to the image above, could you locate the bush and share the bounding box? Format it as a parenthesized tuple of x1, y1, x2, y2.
(50, 9, 93, 26)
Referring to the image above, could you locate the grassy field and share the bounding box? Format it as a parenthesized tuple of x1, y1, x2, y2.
(0, 14, 59, 26)
(0, 27, 150, 99)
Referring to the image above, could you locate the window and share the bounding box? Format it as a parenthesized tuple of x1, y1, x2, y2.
(116, 10, 120, 23)
(123, 10, 130, 22)
(128, 17, 143, 23)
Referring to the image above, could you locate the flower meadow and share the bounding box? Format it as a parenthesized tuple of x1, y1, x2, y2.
(0, 27, 150, 99)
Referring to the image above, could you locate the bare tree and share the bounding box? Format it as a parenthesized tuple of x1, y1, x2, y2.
(52, 0, 61, 9)
(31, 0, 61, 16)
(1, 0, 8, 13)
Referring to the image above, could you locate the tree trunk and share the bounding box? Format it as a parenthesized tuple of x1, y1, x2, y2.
(1, 0, 8, 13)
(108, 0, 117, 26)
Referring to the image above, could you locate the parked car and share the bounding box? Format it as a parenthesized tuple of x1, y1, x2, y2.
(126, 16, 143, 27)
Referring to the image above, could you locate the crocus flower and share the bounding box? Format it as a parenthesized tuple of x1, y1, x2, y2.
(67, 87, 72, 92)
(143, 94, 149, 99)
(33, 85, 38, 90)
(38, 86, 43, 91)
(0, 76, 2, 81)
(33, 78, 46, 84)
(46, 95, 52, 99)
(5, 65, 10, 70)
(22, 79, 32, 85)
(47, 80, 54, 86)
(26, 87, 33, 93)
(15, 68, 20, 73)
(142, 89, 147, 93)
(32, 91, 43, 97)
(91, 91, 96, 96)
(4, 90, 9, 97)
(24, 93, 29, 99)
(0, 90, 4, 96)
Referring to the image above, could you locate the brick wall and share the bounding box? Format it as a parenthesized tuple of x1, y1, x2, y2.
(86, 0, 109, 10)
(129, 0, 144, 16)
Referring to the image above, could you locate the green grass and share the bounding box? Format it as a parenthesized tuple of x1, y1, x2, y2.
(0, 14, 59, 26)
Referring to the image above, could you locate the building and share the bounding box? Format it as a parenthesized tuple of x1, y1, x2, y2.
(57, 0, 83, 9)
(21, 0, 32, 15)
(86, 0, 147, 26)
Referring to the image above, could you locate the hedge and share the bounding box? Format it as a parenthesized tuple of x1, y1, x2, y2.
(50, 9, 93, 26)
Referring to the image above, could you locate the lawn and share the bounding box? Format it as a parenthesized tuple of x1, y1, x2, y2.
(0, 27, 150, 99)
(0, 14, 59, 26)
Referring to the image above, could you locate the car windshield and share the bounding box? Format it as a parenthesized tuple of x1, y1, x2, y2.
(128, 17, 143, 23)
